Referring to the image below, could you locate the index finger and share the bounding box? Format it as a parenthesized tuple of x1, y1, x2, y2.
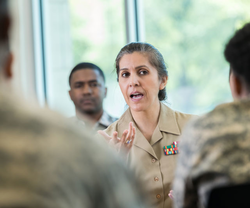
(127, 122, 134, 138)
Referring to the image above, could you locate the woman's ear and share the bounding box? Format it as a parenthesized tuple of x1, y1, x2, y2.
(160, 76, 168, 90)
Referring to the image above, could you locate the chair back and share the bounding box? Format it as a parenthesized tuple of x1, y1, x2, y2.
(207, 183, 250, 208)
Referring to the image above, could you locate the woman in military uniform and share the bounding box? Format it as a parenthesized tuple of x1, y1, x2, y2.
(99, 42, 193, 208)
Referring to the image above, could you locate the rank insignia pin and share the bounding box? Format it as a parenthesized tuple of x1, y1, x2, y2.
(163, 141, 179, 155)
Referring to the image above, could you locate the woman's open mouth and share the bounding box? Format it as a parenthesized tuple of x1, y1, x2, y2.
(130, 92, 144, 101)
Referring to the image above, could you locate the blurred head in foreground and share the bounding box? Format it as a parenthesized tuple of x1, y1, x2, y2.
(225, 23, 250, 100)
(0, 0, 12, 84)
(0, 1, 147, 207)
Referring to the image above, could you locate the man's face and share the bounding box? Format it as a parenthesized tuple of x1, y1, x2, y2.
(69, 69, 107, 115)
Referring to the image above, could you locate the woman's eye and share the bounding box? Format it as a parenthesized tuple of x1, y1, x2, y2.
(139, 70, 148, 75)
(121, 72, 130, 77)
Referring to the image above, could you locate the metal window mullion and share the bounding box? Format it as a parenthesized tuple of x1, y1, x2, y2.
(32, 0, 47, 106)
(136, 0, 145, 42)
(125, 0, 137, 43)
(125, 0, 145, 43)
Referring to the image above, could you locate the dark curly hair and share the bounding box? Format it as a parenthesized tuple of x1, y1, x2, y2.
(115, 42, 168, 101)
(224, 23, 250, 90)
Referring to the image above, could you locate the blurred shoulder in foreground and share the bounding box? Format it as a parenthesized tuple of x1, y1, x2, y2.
(0, 0, 148, 207)
(0, 91, 147, 208)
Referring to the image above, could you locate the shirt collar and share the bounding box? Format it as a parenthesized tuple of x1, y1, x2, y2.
(118, 109, 158, 159)
(74, 111, 115, 130)
(158, 102, 181, 136)
(117, 102, 180, 158)
(98, 111, 114, 127)
(118, 102, 181, 136)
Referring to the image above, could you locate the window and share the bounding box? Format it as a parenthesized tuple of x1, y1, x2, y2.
(142, 0, 250, 114)
(40, 0, 126, 117)
(36, 0, 250, 116)
(69, 0, 127, 117)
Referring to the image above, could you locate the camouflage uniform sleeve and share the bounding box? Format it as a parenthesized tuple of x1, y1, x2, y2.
(174, 101, 250, 208)
(173, 116, 205, 208)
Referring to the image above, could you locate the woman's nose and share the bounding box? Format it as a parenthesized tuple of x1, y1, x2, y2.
(129, 74, 139, 87)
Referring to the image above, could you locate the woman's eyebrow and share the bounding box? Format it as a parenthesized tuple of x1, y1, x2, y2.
(135, 65, 149, 69)
(120, 67, 128, 71)
(120, 65, 149, 71)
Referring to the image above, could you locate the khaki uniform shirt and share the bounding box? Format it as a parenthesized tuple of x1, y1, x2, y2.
(105, 102, 194, 208)
(173, 99, 250, 208)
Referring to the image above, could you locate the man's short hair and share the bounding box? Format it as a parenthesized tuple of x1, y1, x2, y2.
(69, 62, 106, 86)
(224, 23, 250, 89)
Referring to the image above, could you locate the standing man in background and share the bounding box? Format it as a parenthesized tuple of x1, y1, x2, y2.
(69, 62, 117, 131)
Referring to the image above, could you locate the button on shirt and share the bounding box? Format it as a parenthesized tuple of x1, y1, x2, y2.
(156, 194, 161, 199)
(105, 102, 194, 208)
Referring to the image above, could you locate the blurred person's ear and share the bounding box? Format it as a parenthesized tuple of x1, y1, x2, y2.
(229, 70, 243, 100)
(3, 52, 13, 79)
(68, 89, 73, 101)
(104, 86, 107, 98)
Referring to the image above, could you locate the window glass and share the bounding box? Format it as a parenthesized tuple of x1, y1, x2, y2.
(69, 0, 126, 117)
(41, 0, 73, 115)
(44, 0, 126, 117)
(143, 0, 250, 114)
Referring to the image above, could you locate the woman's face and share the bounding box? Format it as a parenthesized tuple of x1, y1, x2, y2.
(118, 52, 167, 112)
